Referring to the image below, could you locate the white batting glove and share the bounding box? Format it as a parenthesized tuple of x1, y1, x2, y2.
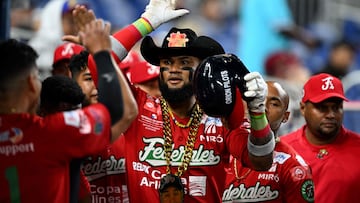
(141, 0, 189, 29)
(243, 72, 267, 113)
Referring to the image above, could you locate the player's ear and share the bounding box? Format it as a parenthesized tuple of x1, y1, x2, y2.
(282, 111, 290, 123)
(27, 69, 40, 93)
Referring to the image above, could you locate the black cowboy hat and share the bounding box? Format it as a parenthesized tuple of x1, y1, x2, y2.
(140, 27, 225, 66)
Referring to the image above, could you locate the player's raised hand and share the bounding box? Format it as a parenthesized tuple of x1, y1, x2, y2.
(243, 72, 267, 114)
(79, 19, 111, 55)
(62, 4, 96, 44)
(141, 0, 189, 29)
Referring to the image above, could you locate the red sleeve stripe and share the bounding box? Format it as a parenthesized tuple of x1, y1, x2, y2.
(113, 24, 142, 51)
(251, 124, 271, 138)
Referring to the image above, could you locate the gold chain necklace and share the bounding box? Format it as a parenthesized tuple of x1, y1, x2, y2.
(234, 158, 251, 180)
(160, 97, 203, 177)
(168, 108, 194, 128)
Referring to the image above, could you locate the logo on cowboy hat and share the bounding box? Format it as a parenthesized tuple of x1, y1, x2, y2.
(140, 27, 225, 66)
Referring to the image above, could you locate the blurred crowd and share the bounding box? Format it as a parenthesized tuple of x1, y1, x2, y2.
(8, 0, 360, 134)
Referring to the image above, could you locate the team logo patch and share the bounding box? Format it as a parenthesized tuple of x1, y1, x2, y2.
(88, 109, 103, 134)
(167, 31, 189, 47)
(301, 180, 314, 202)
(290, 166, 307, 181)
(93, 122, 103, 135)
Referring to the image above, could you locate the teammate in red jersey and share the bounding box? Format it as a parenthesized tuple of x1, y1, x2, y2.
(222, 81, 314, 202)
(39, 75, 92, 203)
(281, 73, 360, 202)
(52, 42, 84, 77)
(68, 49, 135, 202)
(0, 18, 129, 202)
(39, 75, 85, 116)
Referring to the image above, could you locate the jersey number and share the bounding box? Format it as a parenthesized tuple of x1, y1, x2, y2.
(5, 166, 20, 203)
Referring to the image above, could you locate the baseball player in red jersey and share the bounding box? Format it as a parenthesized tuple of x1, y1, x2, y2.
(0, 18, 129, 202)
(39, 75, 93, 203)
(107, 31, 276, 201)
(222, 81, 314, 202)
(281, 73, 360, 202)
(52, 42, 84, 77)
(62, 1, 189, 202)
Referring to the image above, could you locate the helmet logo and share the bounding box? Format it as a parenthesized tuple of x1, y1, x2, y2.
(221, 70, 232, 104)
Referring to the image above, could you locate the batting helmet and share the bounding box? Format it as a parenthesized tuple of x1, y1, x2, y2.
(193, 54, 250, 118)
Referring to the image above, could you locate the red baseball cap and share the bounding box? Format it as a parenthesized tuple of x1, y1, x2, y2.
(130, 62, 160, 84)
(265, 51, 300, 76)
(53, 43, 84, 67)
(119, 51, 160, 84)
(302, 73, 348, 103)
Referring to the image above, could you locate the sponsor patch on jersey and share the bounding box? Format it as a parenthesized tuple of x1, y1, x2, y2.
(291, 166, 307, 181)
(273, 151, 291, 164)
(63, 111, 81, 127)
(189, 176, 207, 196)
(0, 129, 22, 143)
(9, 128, 23, 144)
(88, 109, 103, 134)
(301, 180, 314, 202)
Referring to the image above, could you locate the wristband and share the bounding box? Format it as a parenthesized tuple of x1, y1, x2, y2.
(251, 124, 271, 138)
(247, 133, 275, 157)
(132, 18, 153, 36)
(250, 113, 268, 130)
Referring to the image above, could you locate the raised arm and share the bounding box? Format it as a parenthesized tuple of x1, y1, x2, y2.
(79, 19, 138, 142)
(243, 72, 274, 170)
(63, 0, 189, 61)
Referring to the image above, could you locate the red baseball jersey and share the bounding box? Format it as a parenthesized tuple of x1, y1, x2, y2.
(222, 140, 314, 202)
(124, 88, 250, 203)
(281, 126, 360, 203)
(0, 104, 111, 202)
(82, 135, 128, 203)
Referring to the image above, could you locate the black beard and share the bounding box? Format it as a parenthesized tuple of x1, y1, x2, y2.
(159, 79, 193, 104)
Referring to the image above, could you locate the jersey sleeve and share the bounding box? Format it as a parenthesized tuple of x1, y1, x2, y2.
(225, 127, 252, 168)
(279, 142, 315, 202)
(43, 103, 112, 160)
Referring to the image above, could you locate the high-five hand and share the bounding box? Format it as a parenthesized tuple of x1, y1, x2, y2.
(62, 5, 96, 44)
(141, 0, 189, 29)
(78, 19, 111, 55)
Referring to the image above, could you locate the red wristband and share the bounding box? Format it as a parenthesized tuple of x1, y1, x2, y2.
(251, 124, 271, 138)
